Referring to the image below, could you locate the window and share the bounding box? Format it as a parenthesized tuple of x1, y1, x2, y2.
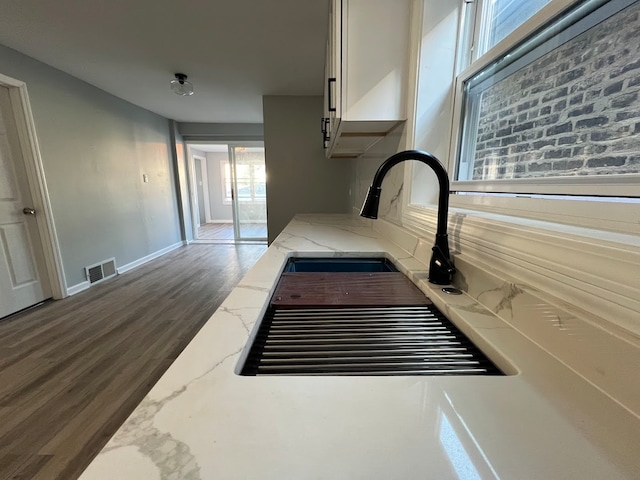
(234, 161, 266, 202)
(457, 0, 552, 70)
(453, 0, 640, 197)
(477, 0, 553, 57)
(220, 158, 266, 204)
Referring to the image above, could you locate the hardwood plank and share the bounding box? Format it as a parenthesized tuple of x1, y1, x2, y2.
(0, 453, 53, 480)
(0, 453, 30, 479)
(35, 359, 175, 480)
(5, 454, 53, 480)
(0, 243, 266, 480)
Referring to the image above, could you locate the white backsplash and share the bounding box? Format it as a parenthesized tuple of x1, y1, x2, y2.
(350, 123, 406, 225)
(372, 217, 640, 419)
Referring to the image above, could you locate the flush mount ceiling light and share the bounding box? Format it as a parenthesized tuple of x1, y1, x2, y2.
(170, 73, 194, 96)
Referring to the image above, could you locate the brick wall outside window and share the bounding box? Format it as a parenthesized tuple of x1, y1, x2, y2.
(472, 1, 640, 180)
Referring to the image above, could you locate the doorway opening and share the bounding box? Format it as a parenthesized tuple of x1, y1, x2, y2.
(186, 142, 267, 244)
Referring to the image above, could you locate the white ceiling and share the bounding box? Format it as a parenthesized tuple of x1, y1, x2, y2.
(0, 0, 329, 123)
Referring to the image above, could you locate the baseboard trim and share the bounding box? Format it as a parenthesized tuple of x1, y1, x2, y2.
(67, 281, 90, 296)
(117, 242, 183, 275)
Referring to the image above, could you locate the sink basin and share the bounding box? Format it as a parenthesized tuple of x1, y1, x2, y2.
(238, 257, 505, 376)
(283, 257, 398, 272)
(240, 304, 504, 376)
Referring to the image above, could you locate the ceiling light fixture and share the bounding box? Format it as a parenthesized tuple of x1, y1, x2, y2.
(170, 73, 194, 96)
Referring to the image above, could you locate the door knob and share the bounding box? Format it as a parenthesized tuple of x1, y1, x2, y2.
(23, 207, 36, 215)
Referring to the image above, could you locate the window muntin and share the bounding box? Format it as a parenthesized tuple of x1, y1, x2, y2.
(454, 0, 640, 196)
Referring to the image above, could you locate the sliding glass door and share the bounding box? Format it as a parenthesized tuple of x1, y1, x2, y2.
(229, 145, 267, 241)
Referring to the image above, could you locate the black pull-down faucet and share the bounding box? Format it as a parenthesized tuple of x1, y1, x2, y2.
(360, 149, 456, 285)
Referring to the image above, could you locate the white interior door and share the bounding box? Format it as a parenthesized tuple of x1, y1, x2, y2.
(0, 85, 51, 318)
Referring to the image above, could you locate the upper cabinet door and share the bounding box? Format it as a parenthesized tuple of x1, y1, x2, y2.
(323, 0, 411, 159)
(324, 0, 342, 147)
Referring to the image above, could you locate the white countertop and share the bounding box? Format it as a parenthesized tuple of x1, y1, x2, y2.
(80, 214, 640, 480)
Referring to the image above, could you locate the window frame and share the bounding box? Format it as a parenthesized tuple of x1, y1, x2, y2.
(403, 0, 640, 237)
(475, 0, 554, 59)
(448, 0, 640, 197)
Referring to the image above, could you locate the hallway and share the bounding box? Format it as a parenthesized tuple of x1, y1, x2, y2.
(0, 243, 266, 479)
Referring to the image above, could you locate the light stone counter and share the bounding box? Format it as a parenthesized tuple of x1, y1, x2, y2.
(80, 214, 640, 480)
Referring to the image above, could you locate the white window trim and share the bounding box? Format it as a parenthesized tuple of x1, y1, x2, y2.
(403, 0, 640, 234)
(400, 0, 640, 338)
(458, 0, 577, 77)
(449, 0, 640, 197)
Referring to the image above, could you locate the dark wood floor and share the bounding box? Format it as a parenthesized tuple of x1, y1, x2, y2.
(0, 243, 266, 480)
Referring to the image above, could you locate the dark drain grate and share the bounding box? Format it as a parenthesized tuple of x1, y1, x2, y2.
(241, 306, 503, 376)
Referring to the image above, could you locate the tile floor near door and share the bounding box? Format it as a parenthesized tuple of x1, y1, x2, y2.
(0, 243, 266, 480)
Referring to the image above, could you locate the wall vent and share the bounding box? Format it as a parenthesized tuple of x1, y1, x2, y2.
(85, 258, 117, 285)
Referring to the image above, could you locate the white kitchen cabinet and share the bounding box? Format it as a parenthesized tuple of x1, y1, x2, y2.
(322, 0, 410, 159)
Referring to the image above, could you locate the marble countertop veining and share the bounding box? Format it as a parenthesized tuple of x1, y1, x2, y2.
(79, 214, 640, 480)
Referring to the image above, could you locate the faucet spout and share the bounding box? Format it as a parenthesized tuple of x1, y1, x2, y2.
(360, 150, 455, 285)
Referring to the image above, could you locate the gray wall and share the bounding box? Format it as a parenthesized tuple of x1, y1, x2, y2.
(263, 96, 352, 243)
(0, 44, 182, 288)
(205, 151, 233, 221)
(473, 0, 640, 179)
